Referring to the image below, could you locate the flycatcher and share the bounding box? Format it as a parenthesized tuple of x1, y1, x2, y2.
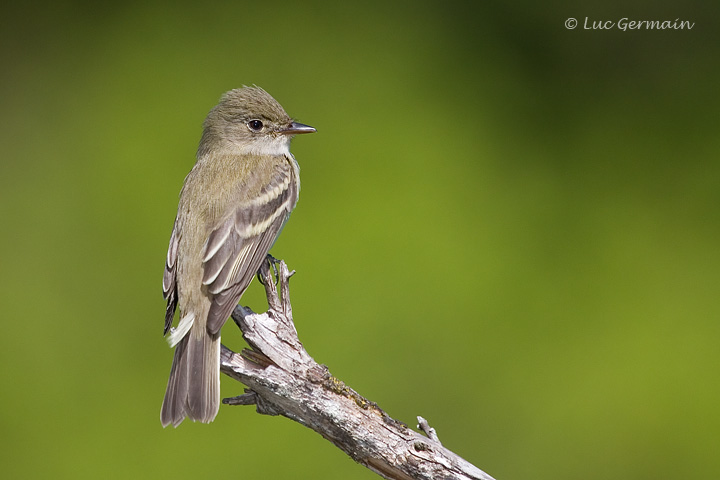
(161, 86, 315, 427)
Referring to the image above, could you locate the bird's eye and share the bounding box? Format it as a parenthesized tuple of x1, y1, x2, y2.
(247, 120, 264, 132)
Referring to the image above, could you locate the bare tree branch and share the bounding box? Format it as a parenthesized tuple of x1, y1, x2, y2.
(220, 259, 496, 480)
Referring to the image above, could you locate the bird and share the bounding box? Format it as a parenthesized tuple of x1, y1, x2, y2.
(160, 86, 315, 427)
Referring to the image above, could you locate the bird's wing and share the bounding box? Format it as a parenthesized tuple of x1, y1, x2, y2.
(163, 221, 180, 334)
(202, 158, 298, 335)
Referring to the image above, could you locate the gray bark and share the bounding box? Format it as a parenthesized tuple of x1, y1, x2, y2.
(220, 259, 496, 480)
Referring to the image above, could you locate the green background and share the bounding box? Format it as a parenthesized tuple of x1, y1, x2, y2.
(2, 1, 718, 479)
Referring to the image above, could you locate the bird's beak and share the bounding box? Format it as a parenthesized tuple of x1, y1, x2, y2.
(280, 122, 316, 135)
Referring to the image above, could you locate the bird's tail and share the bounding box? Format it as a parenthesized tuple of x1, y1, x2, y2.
(160, 322, 220, 428)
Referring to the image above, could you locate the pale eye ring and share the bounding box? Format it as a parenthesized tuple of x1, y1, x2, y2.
(247, 119, 264, 132)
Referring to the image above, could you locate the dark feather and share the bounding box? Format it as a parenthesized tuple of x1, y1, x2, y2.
(160, 333, 189, 427)
(163, 222, 179, 334)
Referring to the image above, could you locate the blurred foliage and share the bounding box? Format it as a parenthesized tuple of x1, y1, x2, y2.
(1, 1, 718, 479)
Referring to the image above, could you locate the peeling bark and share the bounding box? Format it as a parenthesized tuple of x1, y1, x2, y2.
(220, 259, 496, 480)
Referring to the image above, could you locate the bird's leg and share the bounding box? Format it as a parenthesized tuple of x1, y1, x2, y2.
(256, 254, 280, 286)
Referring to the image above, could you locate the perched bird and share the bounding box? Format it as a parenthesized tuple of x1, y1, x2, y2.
(161, 86, 315, 427)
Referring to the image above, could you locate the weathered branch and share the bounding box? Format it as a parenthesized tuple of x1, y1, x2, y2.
(220, 259, 496, 480)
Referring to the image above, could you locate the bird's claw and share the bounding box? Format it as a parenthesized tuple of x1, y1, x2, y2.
(257, 254, 280, 286)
